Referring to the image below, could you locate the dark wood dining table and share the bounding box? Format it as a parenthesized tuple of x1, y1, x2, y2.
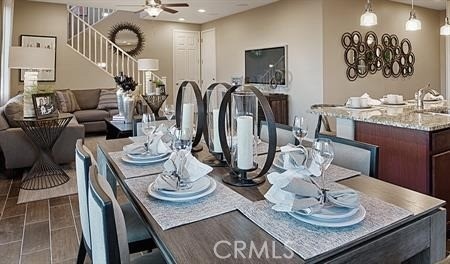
(98, 138, 446, 264)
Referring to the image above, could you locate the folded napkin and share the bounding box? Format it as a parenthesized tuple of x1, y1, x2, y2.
(345, 93, 381, 106)
(265, 176, 360, 214)
(279, 144, 308, 169)
(163, 150, 213, 182)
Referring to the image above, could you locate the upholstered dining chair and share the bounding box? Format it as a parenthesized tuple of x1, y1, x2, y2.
(75, 139, 156, 264)
(260, 121, 299, 146)
(316, 134, 379, 178)
(88, 165, 166, 264)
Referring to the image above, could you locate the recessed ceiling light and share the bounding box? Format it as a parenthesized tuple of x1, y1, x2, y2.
(198, 9, 206, 13)
(178, 18, 185, 21)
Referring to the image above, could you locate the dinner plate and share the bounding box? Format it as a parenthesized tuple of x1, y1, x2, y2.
(127, 152, 170, 161)
(346, 106, 372, 110)
(288, 205, 366, 227)
(423, 98, 441, 102)
(296, 204, 359, 220)
(147, 179, 217, 202)
(121, 154, 170, 165)
(154, 176, 212, 197)
(383, 102, 406, 106)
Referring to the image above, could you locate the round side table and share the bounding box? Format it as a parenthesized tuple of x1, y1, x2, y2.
(15, 113, 73, 190)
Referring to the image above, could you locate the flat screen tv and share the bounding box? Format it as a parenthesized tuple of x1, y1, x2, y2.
(245, 46, 286, 85)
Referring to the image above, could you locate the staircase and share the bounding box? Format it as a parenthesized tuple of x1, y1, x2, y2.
(66, 5, 163, 88)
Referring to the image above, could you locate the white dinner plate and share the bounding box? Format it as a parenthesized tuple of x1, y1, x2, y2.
(423, 98, 441, 102)
(147, 179, 217, 202)
(127, 152, 170, 161)
(346, 106, 372, 110)
(288, 205, 366, 227)
(121, 154, 170, 165)
(383, 102, 406, 106)
(154, 176, 212, 197)
(296, 204, 359, 220)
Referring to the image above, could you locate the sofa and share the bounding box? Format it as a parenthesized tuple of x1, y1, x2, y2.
(0, 94, 85, 170)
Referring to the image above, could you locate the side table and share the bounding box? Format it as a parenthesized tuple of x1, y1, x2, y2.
(15, 114, 73, 190)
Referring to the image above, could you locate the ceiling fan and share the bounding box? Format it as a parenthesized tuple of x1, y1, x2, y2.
(117, 0, 189, 17)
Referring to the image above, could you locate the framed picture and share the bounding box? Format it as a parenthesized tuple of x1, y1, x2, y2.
(32, 93, 59, 119)
(19, 35, 57, 82)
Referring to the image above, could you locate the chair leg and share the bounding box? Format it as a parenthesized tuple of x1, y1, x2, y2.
(77, 238, 87, 264)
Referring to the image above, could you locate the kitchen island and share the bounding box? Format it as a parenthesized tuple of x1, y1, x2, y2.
(310, 101, 450, 230)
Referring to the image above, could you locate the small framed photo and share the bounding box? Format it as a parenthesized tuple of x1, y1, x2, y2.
(32, 93, 59, 119)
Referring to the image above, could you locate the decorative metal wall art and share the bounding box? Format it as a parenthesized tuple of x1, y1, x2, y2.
(342, 31, 415, 81)
(108, 22, 145, 57)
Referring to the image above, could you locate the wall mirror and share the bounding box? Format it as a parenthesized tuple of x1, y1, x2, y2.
(108, 22, 145, 57)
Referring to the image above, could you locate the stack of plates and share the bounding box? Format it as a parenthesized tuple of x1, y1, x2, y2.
(288, 204, 366, 227)
(122, 145, 170, 165)
(147, 176, 217, 202)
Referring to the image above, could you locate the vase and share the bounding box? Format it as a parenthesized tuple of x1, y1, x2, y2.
(116, 88, 125, 116)
(123, 93, 135, 124)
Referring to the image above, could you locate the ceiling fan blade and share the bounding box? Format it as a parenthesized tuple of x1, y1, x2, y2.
(162, 7, 178, 14)
(163, 3, 189, 7)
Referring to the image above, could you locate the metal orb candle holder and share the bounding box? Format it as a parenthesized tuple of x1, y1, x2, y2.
(218, 85, 277, 187)
(202, 82, 231, 167)
(175, 81, 205, 153)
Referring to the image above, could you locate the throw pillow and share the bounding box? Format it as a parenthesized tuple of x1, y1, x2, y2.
(3, 94, 24, 128)
(55, 90, 81, 113)
(97, 89, 118, 110)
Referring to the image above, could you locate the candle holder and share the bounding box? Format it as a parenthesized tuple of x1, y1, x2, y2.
(175, 81, 205, 153)
(218, 85, 277, 187)
(202, 83, 231, 167)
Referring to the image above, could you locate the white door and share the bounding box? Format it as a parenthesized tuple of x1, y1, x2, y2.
(173, 30, 200, 98)
(201, 28, 216, 93)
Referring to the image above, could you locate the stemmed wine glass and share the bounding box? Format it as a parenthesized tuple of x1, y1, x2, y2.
(292, 116, 309, 164)
(311, 138, 335, 204)
(142, 112, 156, 153)
(164, 104, 175, 121)
(172, 128, 193, 189)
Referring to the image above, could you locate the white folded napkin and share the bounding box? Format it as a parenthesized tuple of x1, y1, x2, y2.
(345, 93, 381, 106)
(163, 150, 213, 182)
(265, 176, 360, 214)
(279, 144, 307, 169)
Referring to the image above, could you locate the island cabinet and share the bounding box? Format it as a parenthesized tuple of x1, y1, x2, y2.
(258, 93, 289, 125)
(355, 121, 450, 228)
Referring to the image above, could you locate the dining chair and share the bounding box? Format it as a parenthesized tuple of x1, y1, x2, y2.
(75, 139, 156, 264)
(260, 120, 298, 146)
(88, 165, 166, 264)
(316, 134, 379, 177)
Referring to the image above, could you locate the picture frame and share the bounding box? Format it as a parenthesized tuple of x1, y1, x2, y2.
(32, 93, 59, 119)
(19, 35, 57, 82)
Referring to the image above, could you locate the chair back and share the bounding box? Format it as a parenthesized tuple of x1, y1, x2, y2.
(260, 121, 297, 146)
(317, 134, 379, 177)
(88, 165, 130, 264)
(75, 139, 93, 251)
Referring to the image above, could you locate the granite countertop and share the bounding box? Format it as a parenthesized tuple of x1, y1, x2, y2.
(309, 100, 450, 131)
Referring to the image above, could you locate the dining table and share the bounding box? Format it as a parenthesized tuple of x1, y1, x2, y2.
(96, 137, 446, 264)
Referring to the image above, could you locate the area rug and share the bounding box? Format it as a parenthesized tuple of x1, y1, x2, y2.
(17, 135, 106, 204)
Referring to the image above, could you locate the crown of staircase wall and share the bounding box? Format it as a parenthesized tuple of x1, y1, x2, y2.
(66, 5, 164, 90)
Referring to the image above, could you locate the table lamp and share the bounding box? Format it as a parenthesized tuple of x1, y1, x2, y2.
(9, 47, 55, 118)
(138, 59, 159, 96)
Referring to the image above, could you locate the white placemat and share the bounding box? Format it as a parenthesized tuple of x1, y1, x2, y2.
(237, 183, 412, 261)
(109, 151, 166, 179)
(125, 175, 251, 230)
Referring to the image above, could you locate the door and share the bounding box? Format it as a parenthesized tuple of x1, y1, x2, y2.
(173, 30, 200, 97)
(201, 28, 216, 93)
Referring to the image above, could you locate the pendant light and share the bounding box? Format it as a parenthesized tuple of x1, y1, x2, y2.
(405, 0, 421, 31)
(360, 0, 377, 27)
(441, 1, 450, 35)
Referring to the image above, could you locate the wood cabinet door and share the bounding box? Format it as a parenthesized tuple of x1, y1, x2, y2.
(432, 150, 450, 228)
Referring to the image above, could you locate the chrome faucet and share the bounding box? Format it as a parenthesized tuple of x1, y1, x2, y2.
(416, 84, 440, 110)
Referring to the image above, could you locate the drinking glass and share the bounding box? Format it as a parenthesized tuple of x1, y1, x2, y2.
(172, 128, 193, 189)
(292, 116, 308, 146)
(312, 138, 335, 204)
(142, 112, 156, 153)
(164, 104, 175, 121)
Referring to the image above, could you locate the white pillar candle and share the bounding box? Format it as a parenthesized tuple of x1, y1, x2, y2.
(237, 115, 254, 170)
(181, 103, 194, 132)
(213, 109, 222, 152)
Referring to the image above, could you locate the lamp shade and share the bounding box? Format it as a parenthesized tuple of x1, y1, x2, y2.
(9, 47, 54, 70)
(441, 17, 450, 35)
(138, 59, 159, 71)
(360, 11, 377, 27)
(405, 10, 421, 31)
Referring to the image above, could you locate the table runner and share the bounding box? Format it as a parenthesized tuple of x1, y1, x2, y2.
(237, 183, 412, 261)
(125, 175, 251, 230)
(109, 151, 165, 179)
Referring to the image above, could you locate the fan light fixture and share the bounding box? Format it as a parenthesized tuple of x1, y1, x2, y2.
(360, 0, 377, 27)
(406, 0, 421, 31)
(146, 6, 162, 17)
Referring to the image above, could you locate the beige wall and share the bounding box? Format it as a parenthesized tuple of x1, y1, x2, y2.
(93, 11, 201, 104)
(11, 0, 114, 96)
(323, 0, 443, 104)
(202, 0, 324, 134)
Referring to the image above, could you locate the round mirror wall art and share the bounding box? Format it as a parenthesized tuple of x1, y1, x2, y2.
(108, 22, 145, 57)
(342, 31, 415, 81)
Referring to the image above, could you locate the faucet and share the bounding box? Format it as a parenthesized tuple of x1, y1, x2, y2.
(416, 84, 440, 110)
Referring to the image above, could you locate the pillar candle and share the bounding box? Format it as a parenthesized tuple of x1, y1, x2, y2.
(237, 115, 254, 169)
(213, 109, 222, 152)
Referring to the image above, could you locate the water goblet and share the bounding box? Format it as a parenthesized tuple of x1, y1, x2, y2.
(142, 112, 156, 153)
(164, 104, 175, 121)
(292, 116, 309, 164)
(311, 138, 335, 204)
